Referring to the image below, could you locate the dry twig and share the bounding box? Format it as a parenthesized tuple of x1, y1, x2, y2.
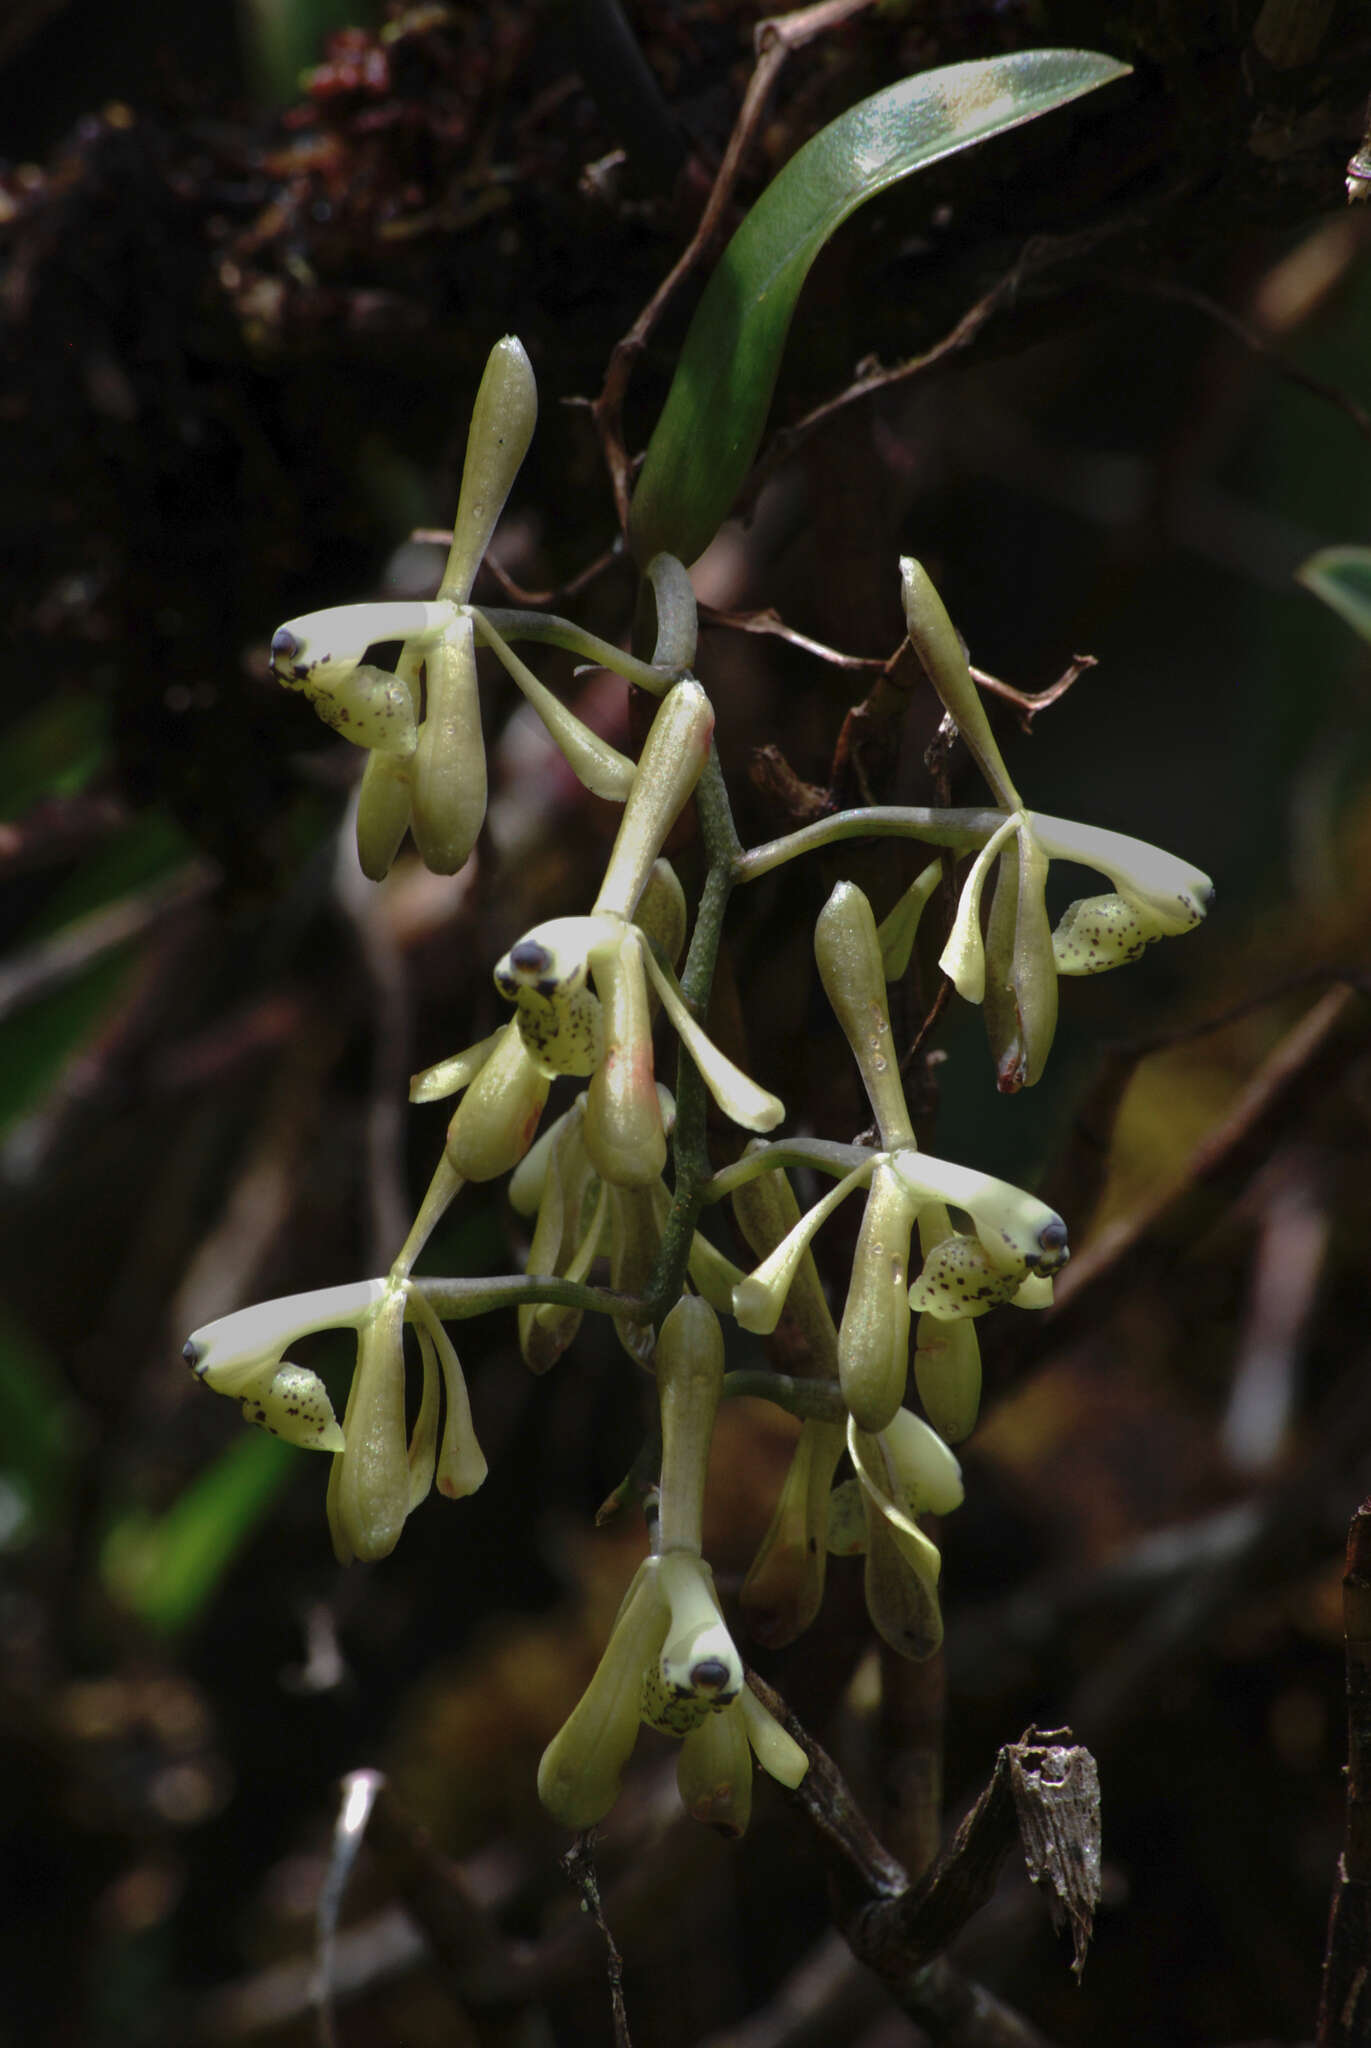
(588, 0, 881, 532)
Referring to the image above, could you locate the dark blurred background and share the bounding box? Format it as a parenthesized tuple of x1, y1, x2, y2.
(2, 3, 1371, 2043)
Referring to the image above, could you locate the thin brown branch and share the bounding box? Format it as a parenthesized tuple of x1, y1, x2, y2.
(1102, 270, 1371, 444)
(701, 602, 888, 670)
(898, 978, 952, 1083)
(408, 531, 622, 609)
(1041, 983, 1371, 1347)
(746, 1672, 1089, 2047)
(587, 0, 880, 533)
(969, 653, 1097, 733)
(740, 225, 1118, 518)
(1318, 1497, 1371, 2047)
(0, 863, 214, 1024)
(561, 1836, 632, 2048)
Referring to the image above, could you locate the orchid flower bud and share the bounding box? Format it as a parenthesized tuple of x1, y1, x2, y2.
(677, 1698, 753, 1836)
(238, 1363, 345, 1452)
(584, 928, 667, 1188)
(888, 1148, 1068, 1280)
(644, 1551, 743, 1733)
(913, 1312, 983, 1442)
(184, 1278, 387, 1398)
(740, 1418, 845, 1647)
(270, 599, 457, 688)
(899, 557, 1021, 811)
(730, 1147, 840, 1377)
(981, 822, 1057, 1093)
(411, 618, 486, 875)
(839, 1161, 920, 1432)
(594, 678, 715, 920)
(445, 1019, 549, 1182)
(537, 1558, 670, 1831)
(815, 881, 915, 1148)
(438, 335, 538, 604)
(326, 1287, 409, 1564)
(656, 1295, 725, 1554)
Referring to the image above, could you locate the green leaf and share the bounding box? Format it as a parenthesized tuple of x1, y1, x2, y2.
(101, 1432, 295, 1635)
(628, 49, 1131, 569)
(1297, 546, 1371, 642)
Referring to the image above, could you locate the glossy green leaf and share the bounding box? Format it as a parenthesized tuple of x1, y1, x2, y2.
(629, 49, 1130, 569)
(1297, 546, 1371, 643)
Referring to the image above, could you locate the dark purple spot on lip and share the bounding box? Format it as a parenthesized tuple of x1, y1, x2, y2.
(690, 1657, 731, 1692)
(271, 627, 300, 666)
(510, 939, 552, 975)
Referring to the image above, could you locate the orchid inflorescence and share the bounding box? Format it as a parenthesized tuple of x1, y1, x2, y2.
(183, 336, 1212, 1835)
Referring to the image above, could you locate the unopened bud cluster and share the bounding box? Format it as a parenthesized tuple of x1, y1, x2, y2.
(184, 337, 1213, 1838)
